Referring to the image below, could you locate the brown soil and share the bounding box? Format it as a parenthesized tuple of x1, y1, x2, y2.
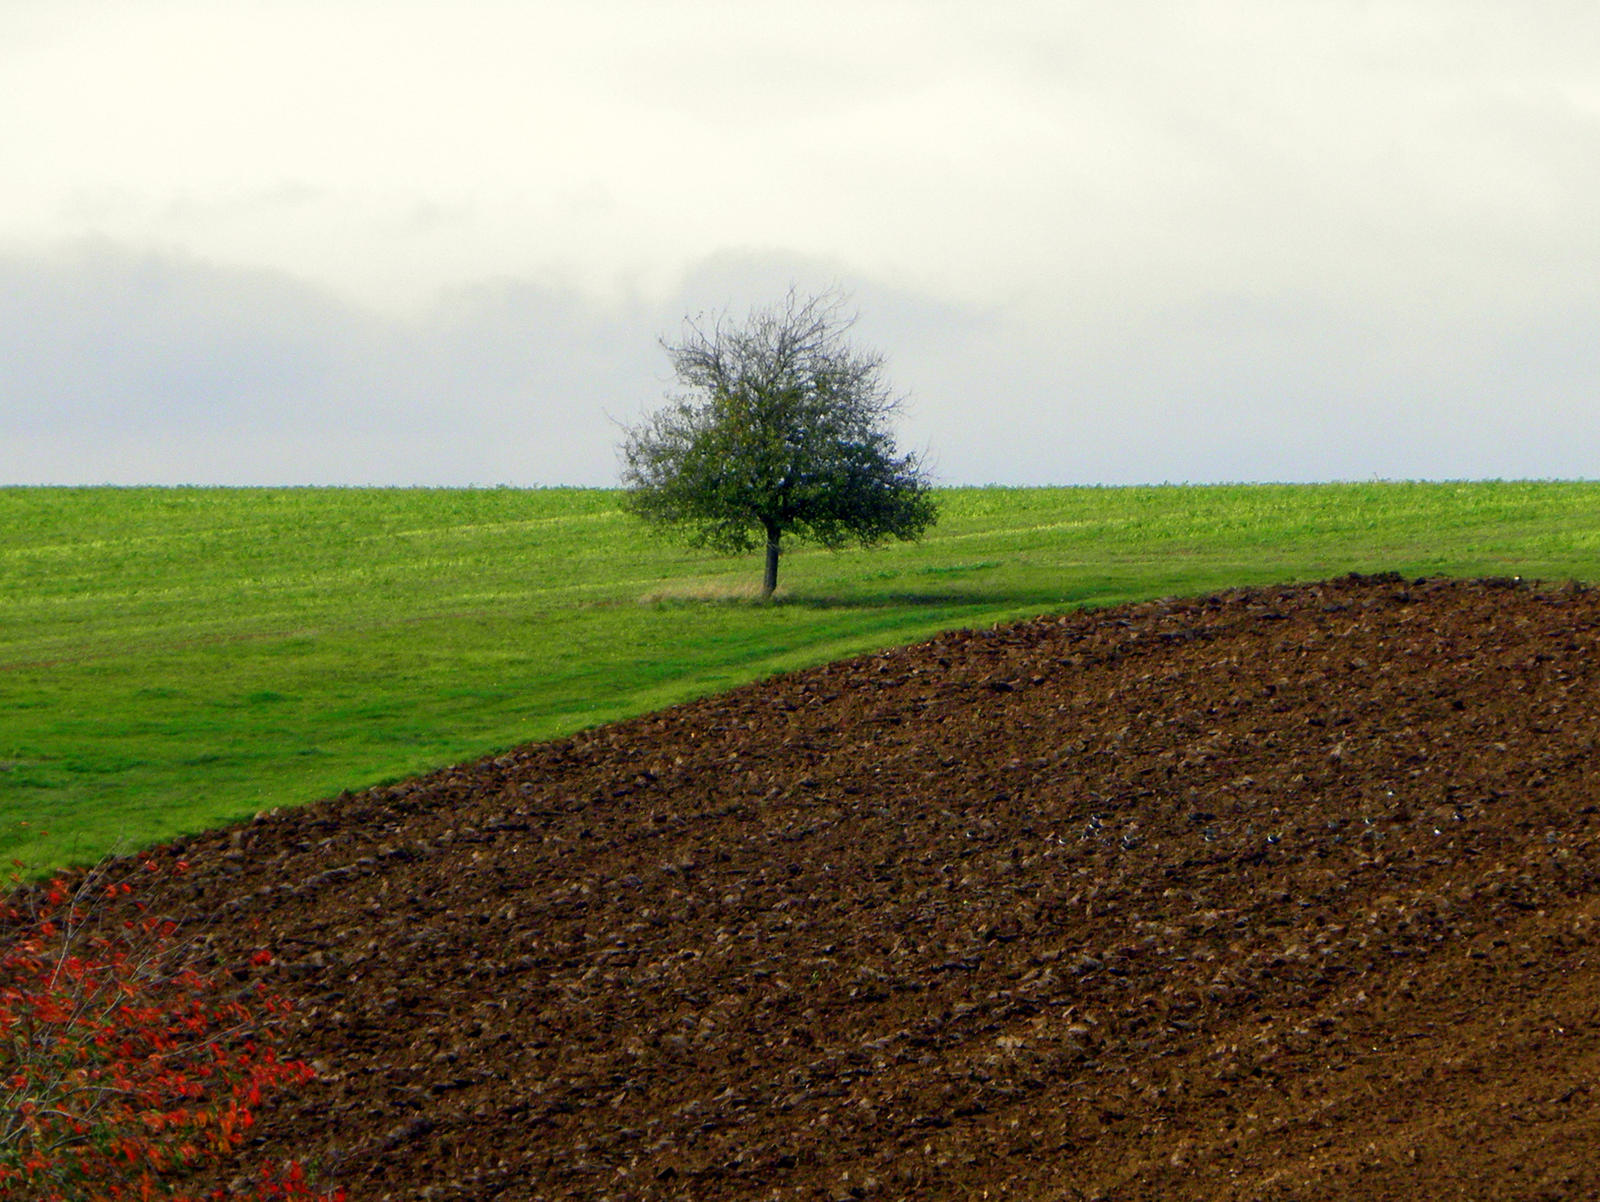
(111, 575, 1600, 1199)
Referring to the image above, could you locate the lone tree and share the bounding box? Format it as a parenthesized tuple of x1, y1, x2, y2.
(620, 289, 937, 599)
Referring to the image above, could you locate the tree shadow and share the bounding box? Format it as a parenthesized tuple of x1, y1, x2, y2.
(765, 587, 1094, 612)
(633, 579, 1126, 614)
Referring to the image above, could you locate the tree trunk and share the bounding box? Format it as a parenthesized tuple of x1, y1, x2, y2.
(762, 528, 781, 599)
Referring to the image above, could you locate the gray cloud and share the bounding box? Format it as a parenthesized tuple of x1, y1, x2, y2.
(1, 243, 641, 484)
(5, 238, 1600, 487)
(3, 243, 365, 431)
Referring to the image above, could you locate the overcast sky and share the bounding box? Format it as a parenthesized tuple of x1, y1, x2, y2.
(5, 1, 1599, 486)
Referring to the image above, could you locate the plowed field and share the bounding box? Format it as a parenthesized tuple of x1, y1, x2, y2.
(100, 575, 1600, 1198)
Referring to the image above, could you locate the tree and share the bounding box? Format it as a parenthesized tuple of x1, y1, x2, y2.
(620, 289, 937, 599)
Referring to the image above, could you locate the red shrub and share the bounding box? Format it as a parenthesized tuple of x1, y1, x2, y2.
(1, 860, 343, 1201)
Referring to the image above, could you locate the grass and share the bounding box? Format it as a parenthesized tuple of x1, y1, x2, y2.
(5, 480, 1600, 874)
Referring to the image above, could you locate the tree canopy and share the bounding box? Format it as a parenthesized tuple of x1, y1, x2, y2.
(619, 290, 937, 598)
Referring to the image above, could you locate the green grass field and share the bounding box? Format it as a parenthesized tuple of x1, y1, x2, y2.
(6, 481, 1600, 874)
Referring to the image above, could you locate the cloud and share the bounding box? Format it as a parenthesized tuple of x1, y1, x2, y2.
(3, 242, 365, 430)
(6, 233, 1600, 488)
(1, 242, 646, 485)
(898, 290, 1600, 486)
